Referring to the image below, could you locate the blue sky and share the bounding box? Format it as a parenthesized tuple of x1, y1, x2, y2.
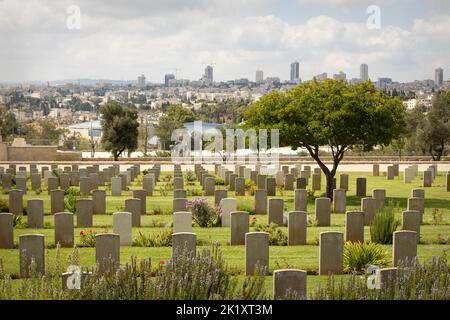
(0, 0, 448, 83)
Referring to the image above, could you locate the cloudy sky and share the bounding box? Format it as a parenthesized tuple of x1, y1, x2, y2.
(0, 0, 449, 83)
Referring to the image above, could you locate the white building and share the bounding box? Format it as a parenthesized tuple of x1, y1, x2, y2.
(137, 74, 146, 87)
(360, 64, 369, 81)
(66, 120, 103, 140)
(255, 70, 264, 83)
(435, 68, 444, 87)
(290, 62, 300, 83)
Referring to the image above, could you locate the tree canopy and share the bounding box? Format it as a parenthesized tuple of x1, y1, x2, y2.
(100, 102, 139, 161)
(155, 104, 195, 150)
(0, 106, 18, 140)
(244, 79, 406, 198)
(405, 92, 450, 160)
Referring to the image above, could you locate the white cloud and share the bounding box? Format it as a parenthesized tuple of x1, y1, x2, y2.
(0, 0, 448, 82)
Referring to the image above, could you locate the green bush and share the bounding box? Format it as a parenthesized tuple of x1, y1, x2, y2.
(245, 179, 256, 196)
(214, 177, 225, 185)
(188, 198, 220, 227)
(0, 244, 267, 300)
(185, 170, 196, 183)
(237, 203, 256, 215)
(133, 229, 173, 247)
(13, 215, 28, 228)
(0, 199, 9, 212)
(64, 187, 83, 213)
(370, 203, 401, 244)
(78, 229, 96, 247)
(253, 223, 287, 246)
(343, 242, 390, 273)
(311, 255, 450, 300)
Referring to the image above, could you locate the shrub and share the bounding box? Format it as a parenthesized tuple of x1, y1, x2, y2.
(64, 187, 83, 213)
(0, 199, 9, 212)
(370, 203, 401, 244)
(79, 229, 96, 247)
(311, 255, 450, 300)
(133, 229, 173, 247)
(253, 223, 287, 246)
(214, 177, 225, 185)
(187, 198, 220, 227)
(13, 215, 28, 228)
(0, 244, 267, 300)
(245, 179, 256, 196)
(237, 203, 256, 215)
(81, 244, 266, 300)
(187, 188, 202, 197)
(185, 170, 196, 183)
(343, 242, 390, 273)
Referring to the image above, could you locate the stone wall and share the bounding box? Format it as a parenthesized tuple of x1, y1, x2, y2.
(0, 142, 7, 161)
(4, 145, 81, 161)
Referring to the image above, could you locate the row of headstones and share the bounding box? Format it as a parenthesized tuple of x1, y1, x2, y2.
(112, 164, 161, 196)
(213, 163, 384, 196)
(4, 187, 154, 228)
(316, 187, 425, 220)
(0, 203, 157, 249)
(422, 164, 449, 188)
(0, 163, 142, 194)
(376, 163, 450, 190)
(214, 163, 316, 194)
(6, 227, 418, 291)
(172, 198, 422, 244)
(171, 170, 425, 227)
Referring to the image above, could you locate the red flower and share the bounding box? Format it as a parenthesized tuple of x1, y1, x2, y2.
(80, 230, 84, 236)
(159, 260, 165, 265)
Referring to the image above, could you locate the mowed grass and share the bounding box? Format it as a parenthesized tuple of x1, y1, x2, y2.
(1, 169, 449, 296)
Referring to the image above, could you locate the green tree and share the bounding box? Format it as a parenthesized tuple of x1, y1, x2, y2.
(404, 105, 427, 155)
(416, 92, 450, 160)
(390, 137, 406, 160)
(139, 113, 151, 156)
(0, 106, 18, 140)
(155, 104, 195, 150)
(24, 119, 67, 145)
(244, 80, 405, 198)
(100, 102, 139, 161)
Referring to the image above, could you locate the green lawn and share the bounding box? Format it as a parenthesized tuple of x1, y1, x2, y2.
(1, 169, 449, 297)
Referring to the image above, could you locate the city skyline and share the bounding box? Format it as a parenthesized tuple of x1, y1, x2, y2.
(0, 0, 449, 83)
(0, 63, 446, 86)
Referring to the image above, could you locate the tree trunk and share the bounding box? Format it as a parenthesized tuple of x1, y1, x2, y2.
(305, 145, 346, 200)
(325, 172, 335, 200)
